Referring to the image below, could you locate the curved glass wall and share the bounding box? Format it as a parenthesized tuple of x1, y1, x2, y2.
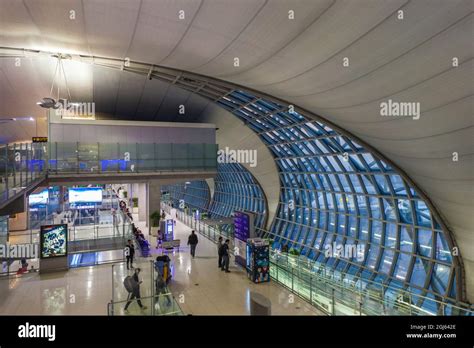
(162, 162, 266, 231)
(208, 162, 266, 230)
(161, 181, 210, 214)
(0, 215, 7, 245)
(216, 90, 458, 308)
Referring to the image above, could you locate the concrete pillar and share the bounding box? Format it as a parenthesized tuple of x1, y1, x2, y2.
(130, 183, 139, 210)
(59, 186, 65, 206)
(249, 292, 271, 315)
(148, 181, 161, 236)
(138, 182, 148, 225)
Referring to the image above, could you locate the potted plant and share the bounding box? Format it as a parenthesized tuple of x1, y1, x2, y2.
(289, 248, 301, 256)
(149, 211, 161, 236)
(132, 197, 138, 208)
(131, 197, 139, 214)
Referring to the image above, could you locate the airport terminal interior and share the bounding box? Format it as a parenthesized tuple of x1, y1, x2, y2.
(0, 0, 472, 319)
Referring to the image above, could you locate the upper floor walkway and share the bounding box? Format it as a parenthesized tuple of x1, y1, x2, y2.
(0, 142, 217, 213)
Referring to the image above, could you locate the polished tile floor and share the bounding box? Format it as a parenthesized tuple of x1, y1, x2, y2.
(158, 215, 322, 315)
(0, 213, 323, 315)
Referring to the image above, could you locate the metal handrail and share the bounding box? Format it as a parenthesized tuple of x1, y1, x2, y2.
(107, 293, 183, 316)
(1, 141, 218, 206)
(163, 203, 473, 316)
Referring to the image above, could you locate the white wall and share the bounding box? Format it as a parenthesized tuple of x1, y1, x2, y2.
(199, 104, 280, 231)
(48, 112, 216, 144)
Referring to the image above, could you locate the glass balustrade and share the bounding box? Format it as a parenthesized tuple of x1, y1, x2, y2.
(0, 215, 7, 244)
(0, 142, 218, 205)
(110, 259, 183, 316)
(107, 294, 183, 316)
(47, 142, 218, 174)
(162, 203, 474, 317)
(0, 143, 45, 202)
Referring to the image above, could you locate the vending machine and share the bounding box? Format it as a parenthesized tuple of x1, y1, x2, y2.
(246, 238, 270, 283)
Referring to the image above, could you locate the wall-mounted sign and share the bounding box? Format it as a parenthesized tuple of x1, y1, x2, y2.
(233, 211, 255, 267)
(32, 137, 48, 143)
(40, 224, 67, 258)
(68, 187, 102, 204)
(29, 189, 49, 206)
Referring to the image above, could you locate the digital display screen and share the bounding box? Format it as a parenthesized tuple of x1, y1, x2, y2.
(234, 211, 250, 242)
(29, 189, 49, 206)
(68, 187, 102, 203)
(40, 224, 67, 258)
(234, 211, 251, 267)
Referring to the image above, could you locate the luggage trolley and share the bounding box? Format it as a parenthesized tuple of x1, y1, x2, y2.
(154, 255, 172, 284)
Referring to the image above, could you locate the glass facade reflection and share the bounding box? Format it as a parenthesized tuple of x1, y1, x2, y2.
(162, 180, 210, 214)
(162, 162, 266, 230)
(208, 163, 266, 230)
(0, 215, 7, 245)
(215, 90, 458, 306)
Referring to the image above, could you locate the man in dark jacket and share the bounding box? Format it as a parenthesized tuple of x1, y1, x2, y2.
(124, 268, 147, 312)
(217, 236, 223, 268)
(221, 239, 231, 273)
(125, 239, 135, 270)
(187, 230, 198, 258)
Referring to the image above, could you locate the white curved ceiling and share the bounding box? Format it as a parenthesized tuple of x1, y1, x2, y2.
(0, 0, 472, 299)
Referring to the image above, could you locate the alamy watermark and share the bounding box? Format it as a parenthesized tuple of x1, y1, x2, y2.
(324, 242, 365, 262)
(18, 322, 55, 341)
(55, 99, 96, 120)
(0, 243, 38, 259)
(217, 147, 257, 167)
(380, 99, 420, 120)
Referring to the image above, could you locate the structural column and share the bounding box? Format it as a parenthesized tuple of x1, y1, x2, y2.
(148, 181, 161, 235)
(137, 182, 148, 225)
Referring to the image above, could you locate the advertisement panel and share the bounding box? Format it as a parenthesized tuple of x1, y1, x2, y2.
(40, 224, 68, 258)
(29, 189, 49, 206)
(68, 187, 102, 204)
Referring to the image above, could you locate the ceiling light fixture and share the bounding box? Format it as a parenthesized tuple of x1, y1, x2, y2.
(37, 54, 73, 109)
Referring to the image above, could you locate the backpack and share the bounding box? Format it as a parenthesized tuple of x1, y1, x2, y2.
(123, 276, 135, 293)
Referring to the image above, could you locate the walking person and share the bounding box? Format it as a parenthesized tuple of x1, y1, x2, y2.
(187, 230, 198, 258)
(221, 239, 231, 273)
(217, 236, 224, 268)
(125, 239, 135, 270)
(155, 274, 172, 307)
(124, 268, 147, 312)
(112, 208, 120, 236)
